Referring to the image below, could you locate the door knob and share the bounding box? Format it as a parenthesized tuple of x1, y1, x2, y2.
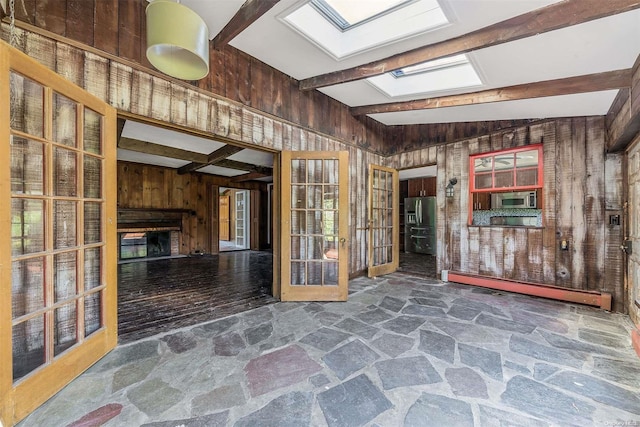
(340, 237, 346, 248)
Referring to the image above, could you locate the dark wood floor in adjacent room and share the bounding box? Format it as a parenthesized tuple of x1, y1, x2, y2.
(398, 252, 437, 278)
(117, 251, 275, 343)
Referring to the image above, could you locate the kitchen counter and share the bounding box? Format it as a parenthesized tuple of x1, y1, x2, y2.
(472, 209, 542, 227)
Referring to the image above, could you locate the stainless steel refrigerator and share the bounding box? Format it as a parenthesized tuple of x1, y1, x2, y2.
(404, 196, 436, 255)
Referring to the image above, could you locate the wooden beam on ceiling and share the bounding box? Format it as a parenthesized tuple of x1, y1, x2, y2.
(118, 137, 209, 163)
(299, 0, 640, 90)
(178, 144, 244, 175)
(212, 0, 281, 49)
(350, 69, 632, 116)
(231, 171, 270, 182)
(215, 159, 273, 175)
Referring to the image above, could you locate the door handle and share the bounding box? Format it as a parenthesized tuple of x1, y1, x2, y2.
(340, 237, 346, 248)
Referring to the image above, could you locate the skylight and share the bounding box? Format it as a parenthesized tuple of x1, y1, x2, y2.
(368, 54, 483, 97)
(311, 0, 412, 30)
(283, 0, 449, 59)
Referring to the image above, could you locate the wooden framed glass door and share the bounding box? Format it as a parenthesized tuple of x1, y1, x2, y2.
(0, 41, 117, 426)
(368, 165, 399, 277)
(280, 151, 349, 301)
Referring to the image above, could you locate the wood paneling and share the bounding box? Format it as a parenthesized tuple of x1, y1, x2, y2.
(387, 118, 626, 312)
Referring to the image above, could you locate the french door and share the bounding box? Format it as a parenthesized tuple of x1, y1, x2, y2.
(0, 41, 117, 425)
(368, 165, 399, 277)
(280, 151, 349, 301)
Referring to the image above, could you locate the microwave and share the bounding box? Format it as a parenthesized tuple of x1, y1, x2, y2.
(491, 191, 537, 209)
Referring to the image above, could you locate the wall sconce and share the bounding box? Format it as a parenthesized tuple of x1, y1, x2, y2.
(446, 177, 458, 198)
(146, 0, 210, 80)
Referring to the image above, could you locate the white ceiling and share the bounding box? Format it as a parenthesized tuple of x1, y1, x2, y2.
(184, 0, 640, 125)
(128, 0, 639, 178)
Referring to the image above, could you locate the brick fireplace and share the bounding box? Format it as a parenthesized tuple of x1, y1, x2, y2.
(117, 209, 189, 261)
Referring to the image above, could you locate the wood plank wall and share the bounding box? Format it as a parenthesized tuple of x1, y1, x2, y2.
(117, 161, 266, 254)
(6, 27, 384, 275)
(387, 118, 626, 313)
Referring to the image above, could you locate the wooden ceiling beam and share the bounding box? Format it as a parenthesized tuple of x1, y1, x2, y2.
(231, 171, 270, 182)
(350, 69, 632, 116)
(212, 0, 281, 49)
(215, 159, 273, 175)
(178, 144, 244, 175)
(118, 137, 209, 163)
(300, 0, 640, 90)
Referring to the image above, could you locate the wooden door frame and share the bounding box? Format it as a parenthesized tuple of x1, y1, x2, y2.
(367, 164, 399, 278)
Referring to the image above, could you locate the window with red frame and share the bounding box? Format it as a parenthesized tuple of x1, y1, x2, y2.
(470, 145, 543, 192)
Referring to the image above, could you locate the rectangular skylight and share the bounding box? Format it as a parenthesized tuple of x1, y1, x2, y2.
(392, 54, 470, 77)
(312, 0, 411, 30)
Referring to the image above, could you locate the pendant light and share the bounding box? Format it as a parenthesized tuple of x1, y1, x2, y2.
(146, 0, 210, 80)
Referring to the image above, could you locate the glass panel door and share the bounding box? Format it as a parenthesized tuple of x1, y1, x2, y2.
(368, 165, 399, 277)
(235, 190, 249, 250)
(280, 151, 349, 301)
(1, 41, 117, 426)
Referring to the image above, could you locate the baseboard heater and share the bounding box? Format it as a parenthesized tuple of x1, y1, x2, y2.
(445, 271, 612, 311)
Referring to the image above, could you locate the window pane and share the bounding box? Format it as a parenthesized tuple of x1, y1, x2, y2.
(12, 198, 45, 256)
(474, 157, 492, 173)
(85, 291, 102, 336)
(291, 160, 306, 183)
(85, 248, 102, 290)
(12, 258, 45, 319)
(10, 72, 44, 138)
(291, 185, 306, 209)
(291, 211, 306, 234)
(84, 155, 102, 199)
(494, 153, 514, 171)
(307, 262, 322, 285)
(307, 159, 323, 184)
(324, 185, 338, 209)
(54, 251, 77, 303)
(475, 173, 492, 190)
(325, 261, 338, 285)
(494, 171, 514, 188)
(54, 200, 77, 249)
(54, 302, 77, 356)
(11, 136, 44, 195)
(516, 149, 538, 168)
(307, 185, 323, 209)
(84, 202, 102, 244)
(84, 107, 102, 154)
(52, 92, 77, 147)
(53, 147, 77, 197)
(291, 236, 305, 260)
(516, 169, 538, 187)
(13, 316, 45, 381)
(324, 159, 338, 184)
(307, 211, 323, 235)
(291, 261, 305, 285)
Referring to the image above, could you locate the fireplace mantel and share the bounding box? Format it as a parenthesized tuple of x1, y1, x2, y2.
(117, 208, 193, 232)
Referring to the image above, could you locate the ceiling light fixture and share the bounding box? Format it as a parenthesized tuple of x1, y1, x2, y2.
(146, 0, 210, 80)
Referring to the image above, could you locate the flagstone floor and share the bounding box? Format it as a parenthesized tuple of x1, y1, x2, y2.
(18, 273, 640, 427)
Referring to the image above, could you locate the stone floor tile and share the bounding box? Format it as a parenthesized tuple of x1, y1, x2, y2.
(581, 316, 630, 336)
(533, 363, 559, 381)
(578, 328, 631, 348)
(192, 317, 240, 338)
(244, 323, 274, 346)
(112, 356, 160, 392)
(401, 304, 447, 318)
(478, 405, 550, 427)
(504, 360, 530, 375)
(430, 319, 506, 344)
(335, 318, 379, 339)
(309, 373, 331, 387)
(355, 308, 394, 324)
(380, 315, 426, 335)
(212, 332, 246, 356)
(404, 393, 474, 427)
(161, 331, 198, 354)
(547, 371, 640, 415)
(446, 304, 481, 321)
(258, 334, 295, 352)
(510, 310, 569, 334)
(371, 333, 415, 358)
(90, 340, 160, 373)
(378, 296, 406, 312)
(410, 289, 448, 300)
(459, 343, 503, 380)
(191, 383, 246, 415)
(234, 391, 313, 427)
(451, 297, 509, 318)
(538, 330, 628, 357)
(476, 313, 536, 334)
(244, 344, 322, 397)
(303, 302, 325, 314)
(592, 356, 640, 387)
(418, 329, 455, 363)
(67, 403, 123, 427)
(375, 356, 442, 390)
(445, 367, 488, 398)
(126, 378, 184, 416)
(322, 339, 380, 380)
(141, 411, 229, 427)
(409, 297, 448, 308)
(501, 375, 595, 426)
(509, 335, 586, 368)
(299, 327, 351, 351)
(317, 374, 392, 427)
(314, 311, 344, 326)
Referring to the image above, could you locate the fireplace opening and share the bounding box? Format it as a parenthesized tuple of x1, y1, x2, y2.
(119, 231, 171, 260)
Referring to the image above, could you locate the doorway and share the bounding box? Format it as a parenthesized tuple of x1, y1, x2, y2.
(399, 165, 438, 278)
(219, 187, 251, 252)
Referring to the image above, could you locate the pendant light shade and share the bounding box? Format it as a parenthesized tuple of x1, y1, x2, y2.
(146, 0, 210, 80)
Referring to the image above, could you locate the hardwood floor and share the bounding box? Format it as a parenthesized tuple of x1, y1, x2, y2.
(398, 252, 437, 278)
(117, 251, 275, 343)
